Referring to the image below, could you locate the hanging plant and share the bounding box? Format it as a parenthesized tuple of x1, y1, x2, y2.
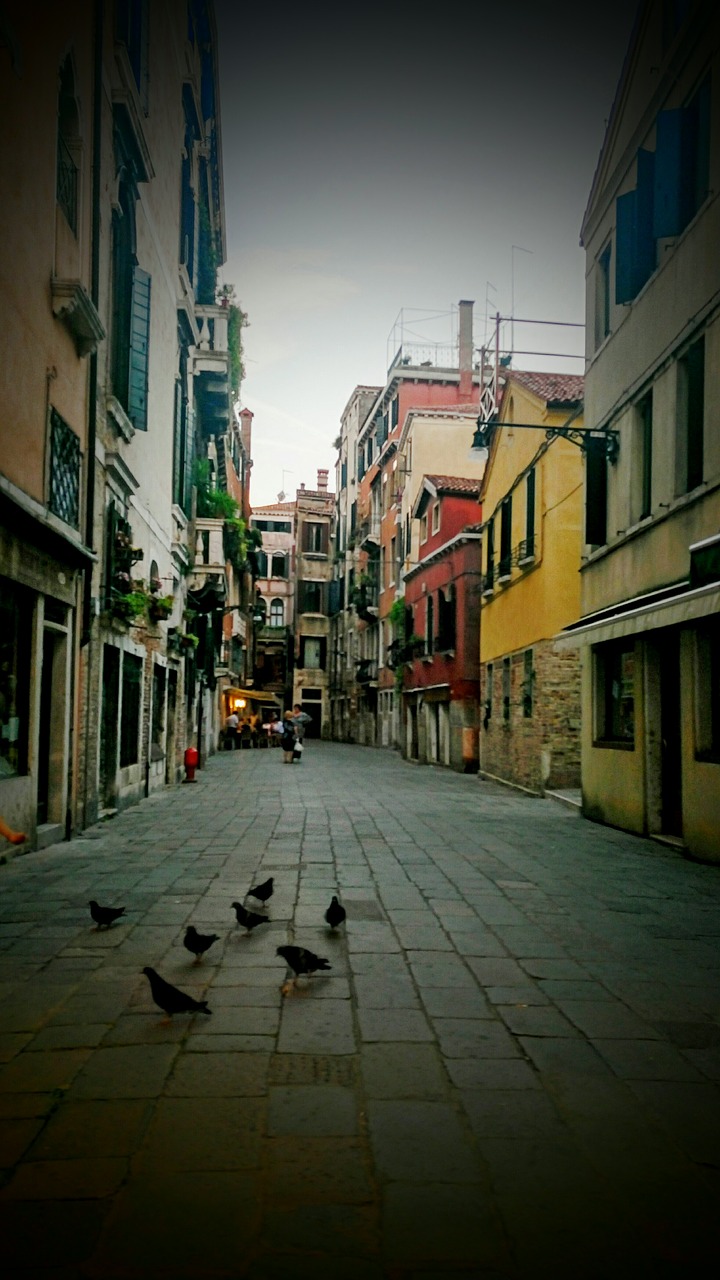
(148, 594, 175, 623)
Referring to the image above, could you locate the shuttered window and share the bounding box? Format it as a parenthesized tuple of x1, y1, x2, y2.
(615, 149, 656, 304)
(128, 266, 151, 431)
(585, 437, 608, 546)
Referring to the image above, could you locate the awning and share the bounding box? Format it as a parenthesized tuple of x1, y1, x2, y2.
(224, 687, 282, 707)
(554, 580, 720, 650)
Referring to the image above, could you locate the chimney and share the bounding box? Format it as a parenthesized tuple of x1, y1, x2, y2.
(239, 407, 253, 457)
(458, 299, 474, 399)
(317, 468, 329, 492)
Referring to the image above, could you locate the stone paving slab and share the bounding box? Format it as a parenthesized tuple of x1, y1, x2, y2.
(1, 741, 719, 1275)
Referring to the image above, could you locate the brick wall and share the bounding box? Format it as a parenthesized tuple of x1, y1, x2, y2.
(480, 641, 581, 793)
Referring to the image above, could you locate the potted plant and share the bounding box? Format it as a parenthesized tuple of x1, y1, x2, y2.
(148, 594, 174, 623)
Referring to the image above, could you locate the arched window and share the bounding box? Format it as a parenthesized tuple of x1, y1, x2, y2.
(57, 56, 80, 234)
(269, 598, 284, 626)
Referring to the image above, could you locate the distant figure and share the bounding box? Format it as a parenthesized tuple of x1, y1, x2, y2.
(249, 710, 261, 747)
(291, 704, 311, 741)
(225, 710, 239, 750)
(280, 716, 296, 763)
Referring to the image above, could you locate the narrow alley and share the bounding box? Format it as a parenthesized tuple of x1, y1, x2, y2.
(1, 742, 719, 1278)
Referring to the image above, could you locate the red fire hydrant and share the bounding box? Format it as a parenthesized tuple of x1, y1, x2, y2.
(183, 746, 199, 783)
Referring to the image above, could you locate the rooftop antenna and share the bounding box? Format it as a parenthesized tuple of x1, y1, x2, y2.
(277, 469, 293, 503)
(511, 245, 533, 358)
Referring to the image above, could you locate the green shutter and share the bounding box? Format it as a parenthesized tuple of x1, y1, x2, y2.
(653, 109, 683, 238)
(128, 266, 150, 430)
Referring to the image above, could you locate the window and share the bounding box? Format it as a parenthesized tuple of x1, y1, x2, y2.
(523, 649, 534, 718)
(484, 519, 495, 591)
(502, 656, 511, 722)
(594, 243, 611, 348)
(677, 336, 705, 495)
(594, 642, 635, 746)
(298, 580, 325, 614)
(389, 536, 396, 585)
(524, 469, 535, 559)
(432, 502, 440, 534)
(254, 550, 268, 577)
(425, 593, 434, 656)
(49, 409, 81, 530)
(172, 343, 190, 514)
(0, 578, 32, 778)
(499, 498, 512, 578)
(616, 148, 655, 304)
(269, 598, 284, 626)
(116, 0, 149, 111)
(654, 75, 711, 238)
(151, 663, 165, 754)
(56, 56, 80, 235)
(300, 636, 326, 669)
(437, 586, 456, 651)
(391, 396, 399, 428)
(341, 458, 347, 489)
(111, 179, 151, 431)
(485, 662, 493, 725)
(633, 391, 653, 522)
(420, 512, 428, 544)
(120, 652, 143, 767)
(695, 620, 720, 761)
(253, 519, 291, 533)
(271, 553, 287, 579)
(303, 522, 328, 555)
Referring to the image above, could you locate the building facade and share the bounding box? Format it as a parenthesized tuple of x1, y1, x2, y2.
(400, 478, 482, 771)
(559, 0, 720, 859)
(250, 500, 296, 708)
(293, 472, 334, 736)
(477, 372, 585, 795)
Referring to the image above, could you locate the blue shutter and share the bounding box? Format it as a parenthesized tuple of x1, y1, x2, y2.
(653, 109, 683, 237)
(128, 266, 150, 430)
(636, 148, 656, 291)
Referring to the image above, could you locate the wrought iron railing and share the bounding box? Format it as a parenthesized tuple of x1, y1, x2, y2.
(49, 409, 81, 529)
(56, 135, 77, 233)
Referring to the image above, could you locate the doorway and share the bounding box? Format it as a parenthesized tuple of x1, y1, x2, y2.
(659, 632, 683, 836)
(37, 625, 69, 829)
(100, 644, 120, 809)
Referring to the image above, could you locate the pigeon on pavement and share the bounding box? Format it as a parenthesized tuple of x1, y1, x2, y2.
(142, 966, 212, 1022)
(324, 895, 346, 931)
(183, 925, 220, 963)
(89, 900, 126, 930)
(276, 944, 331, 995)
(232, 901, 269, 934)
(247, 876, 273, 909)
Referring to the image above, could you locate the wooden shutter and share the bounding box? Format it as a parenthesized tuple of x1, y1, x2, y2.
(128, 266, 150, 430)
(653, 109, 683, 238)
(585, 437, 608, 546)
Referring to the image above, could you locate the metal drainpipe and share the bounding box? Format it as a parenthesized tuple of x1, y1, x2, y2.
(81, 0, 103, 827)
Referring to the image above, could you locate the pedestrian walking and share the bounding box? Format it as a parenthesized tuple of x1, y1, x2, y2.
(280, 716, 296, 763)
(224, 710, 239, 750)
(291, 704, 311, 740)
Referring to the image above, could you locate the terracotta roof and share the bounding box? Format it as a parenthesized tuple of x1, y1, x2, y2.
(250, 501, 296, 514)
(505, 370, 584, 406)
(425, 475, 482, 496)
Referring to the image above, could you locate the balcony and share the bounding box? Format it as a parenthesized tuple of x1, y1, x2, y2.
(358, 516, 381, 549)
(356, 658, 378, 685)
(193, 305, 231, 436)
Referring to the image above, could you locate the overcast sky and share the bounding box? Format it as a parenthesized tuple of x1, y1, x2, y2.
(214, 2, 639, 506)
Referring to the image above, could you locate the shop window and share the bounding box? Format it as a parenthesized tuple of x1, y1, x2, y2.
(594, 642, 635, 746)
(120, 652, 143, 767)
(0, 579, 32, 778)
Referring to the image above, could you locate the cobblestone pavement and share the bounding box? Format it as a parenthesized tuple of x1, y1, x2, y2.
(1, 742, 719, 1278)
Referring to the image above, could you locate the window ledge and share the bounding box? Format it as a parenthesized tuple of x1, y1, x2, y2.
(518, 554, 535, 567)
(592, 739, 635, 751)
(106, 396, 135, 443)
(497, 573, 511, 585)
(482, 587, 494, 599)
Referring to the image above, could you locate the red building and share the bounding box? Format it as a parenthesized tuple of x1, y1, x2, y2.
(401, 476, 482, 770)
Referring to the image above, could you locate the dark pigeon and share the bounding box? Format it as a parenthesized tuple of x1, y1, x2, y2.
(247, 876, 274, 908)
(324, 895, 346, 931)
(232, 901, 269, 934)
(142, 966, 212, 1021)
(183, 925, 220, 963)
(276, 944, 331, 995)
(89, 900, 126, 930)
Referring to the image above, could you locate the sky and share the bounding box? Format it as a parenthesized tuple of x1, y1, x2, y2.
(214, 2, 640, 507)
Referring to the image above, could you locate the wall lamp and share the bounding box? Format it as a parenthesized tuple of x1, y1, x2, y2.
(470, 413, 619, 465)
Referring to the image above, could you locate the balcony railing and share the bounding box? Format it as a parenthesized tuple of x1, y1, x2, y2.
(49, 409, 81, 529)
(356, 658, 378, 684)
(483, 539, 536, 593)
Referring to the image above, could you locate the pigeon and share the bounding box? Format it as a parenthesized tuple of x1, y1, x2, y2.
(183, 925, 220, 963)
(232, 901, 269, 934)
(276, 944, 331, 995)
(89, 900, 126, 930)
(142, 966, 212, 1022)
(324, 895, 346, 931)
(247, 876, 274, 909)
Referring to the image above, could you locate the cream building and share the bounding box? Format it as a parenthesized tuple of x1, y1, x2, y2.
(558, 0, 720, 860)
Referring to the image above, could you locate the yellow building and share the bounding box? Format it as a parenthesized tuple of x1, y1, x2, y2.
(559, 0, 720, 861)
(478, 372, 585, 794)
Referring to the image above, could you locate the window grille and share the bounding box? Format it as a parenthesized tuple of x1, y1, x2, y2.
(49, 409, 81, 529)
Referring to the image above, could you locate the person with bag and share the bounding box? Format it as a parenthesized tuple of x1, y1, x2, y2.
(280, 716, 296, 763)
